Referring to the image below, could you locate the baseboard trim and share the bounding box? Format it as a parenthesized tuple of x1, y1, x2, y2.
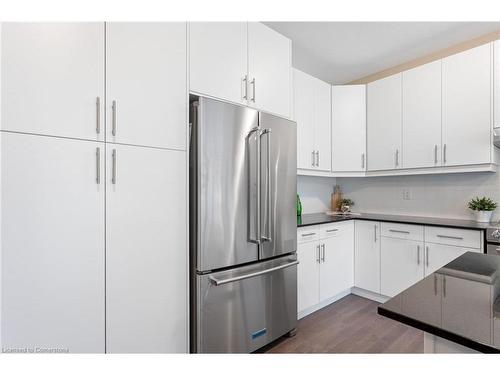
(298, 289, 351, 319)
(351, 287, 390, 303)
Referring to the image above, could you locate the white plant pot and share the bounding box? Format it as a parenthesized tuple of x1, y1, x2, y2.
(473, 210, 493, 223)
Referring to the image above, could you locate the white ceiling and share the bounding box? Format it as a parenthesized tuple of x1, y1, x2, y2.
(263, 22, 500, 84)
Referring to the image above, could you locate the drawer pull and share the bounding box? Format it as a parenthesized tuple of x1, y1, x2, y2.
(301, 232, 316, 237)
(326, 229, 339, 233)
(436, 234, 463, 240)
(389, 229, 410, 234)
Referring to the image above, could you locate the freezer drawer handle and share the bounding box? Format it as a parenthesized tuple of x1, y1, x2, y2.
(208, 260, 299, 286)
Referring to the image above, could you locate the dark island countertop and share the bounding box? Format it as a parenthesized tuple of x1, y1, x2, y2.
(378, 252, 500, 353)
(297, 212, 491, 231)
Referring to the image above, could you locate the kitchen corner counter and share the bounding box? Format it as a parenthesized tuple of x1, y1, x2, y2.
(297, 212, 491, 231)
(378, 252, 500, 353)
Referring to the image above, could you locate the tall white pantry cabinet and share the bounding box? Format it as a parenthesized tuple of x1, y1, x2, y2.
(0, 23, 188, 353)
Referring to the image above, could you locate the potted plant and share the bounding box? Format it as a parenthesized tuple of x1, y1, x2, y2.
(467, 196, 497, 222)
(340, 198, 354, 214)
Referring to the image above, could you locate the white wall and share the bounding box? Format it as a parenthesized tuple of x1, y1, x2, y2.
(337, 172, 500, 221)
(297, 175, 336, 214)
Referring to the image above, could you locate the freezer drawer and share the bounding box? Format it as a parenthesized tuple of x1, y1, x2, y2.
(196, 255, 298, 353)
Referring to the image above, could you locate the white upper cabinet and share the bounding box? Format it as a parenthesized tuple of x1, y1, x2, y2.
(314, 79, 332, 171)
(189, 22, 248, 106)
(332, 85, 366, 172)
(1, 132, 105, 353)
(442, 43, 492, 166)
(106, 23, 187, 150)
(1, 23, 104, 140)
(293, 68, 331, 172)
(106, 144, 187, 353)
(248, 22, 292, 118)
(402, 60, 442, 168)
(294, 69, 315, 169)
(367, 73, 402, 171)
(495, 40, 500, 129)
(189, 22, 292, 119)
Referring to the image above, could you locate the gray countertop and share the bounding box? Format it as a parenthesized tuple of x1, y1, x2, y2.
(297, 212, 491, 231)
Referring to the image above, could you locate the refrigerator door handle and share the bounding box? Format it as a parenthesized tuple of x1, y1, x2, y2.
(248, 126, 261, 245)
(209, 260, 299, 286)
(260, 128, 272, 243)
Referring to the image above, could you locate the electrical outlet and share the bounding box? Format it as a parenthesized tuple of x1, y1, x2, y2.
(402, 188, 412, 200)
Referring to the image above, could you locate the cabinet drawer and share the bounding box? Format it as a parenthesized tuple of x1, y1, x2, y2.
(319, 221, 352, 239)
(381, 222, 424, 241)
(425, 226, 481, 249)
(297, 226, 320, 244)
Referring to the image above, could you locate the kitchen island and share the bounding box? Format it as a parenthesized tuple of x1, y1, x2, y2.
(378, 251, 500, 353)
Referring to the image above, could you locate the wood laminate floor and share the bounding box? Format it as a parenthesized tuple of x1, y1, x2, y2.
(263, 294, 424, 353)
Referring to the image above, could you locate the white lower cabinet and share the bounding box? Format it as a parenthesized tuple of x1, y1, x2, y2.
(381, 237, 424, 297)
(354, 221, 381, 293)
(297, 221, 354, 317)
(105, 144, 187, 353)
(297, 239, 320, 313)
(1, 132, 105, 353)
(424, 243, 471, 276)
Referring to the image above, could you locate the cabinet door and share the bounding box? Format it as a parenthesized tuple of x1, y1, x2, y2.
(319, 222, 354, 301)
(1, 132, 105, 352)
(1, 23, 104, 140)
(354, 221, 381, 293)
(189, 22, 247, 105)
(248, 22, 291, 118)
(381, 237, 424, 297)
(293, 69, 315, 170)
(424, 243, 471, 276)
(106, 144, 187, 353)
(442, 43, 492, 166)
(314, 79, 332, 171)
(106, 22, 186, 150)
(297, 241, 320, 313)
(495, 41, 500, 129)
(402, 60, 442, 168)
(441, 275, 492, 344)
(332, 85, 366, 172)
(367, 73, 402, 171)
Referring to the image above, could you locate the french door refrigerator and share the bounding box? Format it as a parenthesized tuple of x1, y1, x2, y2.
(189, 97, 298, 353)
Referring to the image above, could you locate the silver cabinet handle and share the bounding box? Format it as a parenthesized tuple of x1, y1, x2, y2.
(96, 97, 101, 134)
(242, 75, 248, 100)
(248, 127, 261, 244)
(434, 274, 438, 296)
(112, 100, 117, 136)
(250, 78, 256, 102)
(395, 149, 399, 168)
(301, 232, 316, 237)
(316, 244, 321, 263)
(443, 276, 446, 298)
(389, 229, 410, 234)
(417, 245, 420, 265)
(316, 151, 320, 167)
(311, 150, 315, 167)
(209, 260, 299, 286)
(326, 228, 338, 233)
(112, 149, 117, 184)
(434, 145, 438, 164)
(374, 225, 377, 242)
(361, 153, 365, 169)
(426, 246, 429, 267)
(321, 243, 325, 262)
(437, 234, 463, 240)
(260, 128, 272, 243)
(443, 144, 447, 164)
(95, 147, 101, 184)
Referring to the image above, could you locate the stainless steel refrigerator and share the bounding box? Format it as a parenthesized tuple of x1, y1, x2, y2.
(189, 97, 298, 353)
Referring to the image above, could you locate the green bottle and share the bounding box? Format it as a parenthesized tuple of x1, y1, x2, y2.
(296, 194, 302, 217)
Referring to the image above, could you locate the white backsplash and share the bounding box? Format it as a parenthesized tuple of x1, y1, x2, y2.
(336, 171, 500, 221)
(297, 175, 336, 214)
